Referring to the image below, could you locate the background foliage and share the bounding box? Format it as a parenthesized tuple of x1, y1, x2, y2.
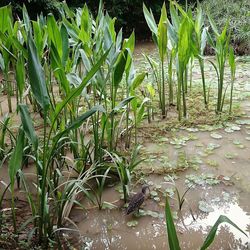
(201, 0, 250, 55)
(0, 0, 249, 53)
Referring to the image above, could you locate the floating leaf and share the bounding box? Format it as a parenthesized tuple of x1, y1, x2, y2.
(210, 133, 223, 139)
(207, 143, 221, 150)
(186, 127, 199, 132)
(231, 125, 241, 131)
(146, 210, 159, 218)
(127, 220, 138, 227)
(206, 159, 218, 167)
(150, 191, 158, 197)
(198, 201, 214, 213)
(225, 152, 238, 159)
(224, 127, 234, 133)
(154, 196, 161, 202)
(236, 119, 250, 125)
(233, 139, 241, 145)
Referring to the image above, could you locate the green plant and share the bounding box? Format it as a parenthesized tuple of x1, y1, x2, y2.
(143, 3, 168, 118)
(165, 197, 248, 250)
(88, 165, 111, 210)
(11, 26, 109, 246)
(207, 16, 231, 113)
(108, 145, 144, 203)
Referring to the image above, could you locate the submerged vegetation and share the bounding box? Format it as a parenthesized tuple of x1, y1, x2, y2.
(0, 0, 249, 249)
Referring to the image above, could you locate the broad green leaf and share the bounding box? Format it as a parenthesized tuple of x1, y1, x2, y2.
(158, 3, 168, 62)
(0, 6, 12, 34)
(170, 3, 180, 31)
(50, 42, 70, 95)
(123, 31, 135, 53)
(81, 4, 91, 34)
(137, 98, 150, 124)
(143, 4, 158, 35)
(112, 96, 135, 113)
(27, 32, 50, 111)
(229, 47, 236, 77)
(47, 14, 62, 58)
(22, 5, 30, 32)
(16, 54, 25, 98)
(32, 21, 43, 57)
(80, 49, 91, 71)
(147, 83, 155, 97)
(165, 197, 181, 250)
(200, 215, 247, 250)
(18, 104, 38, 150)
(60, 24, 69, 67)
(130, 72, 147, 91)
(207, 13, 219, 37)
(8, 128, 24, 190)
(178, 17, 192, 68)
(113, 50, 128, 90)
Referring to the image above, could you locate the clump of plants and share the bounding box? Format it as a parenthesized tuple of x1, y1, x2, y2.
(143, 1, 236, 121)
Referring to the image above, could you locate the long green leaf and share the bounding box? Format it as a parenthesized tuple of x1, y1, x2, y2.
(113, 50, 128, 90)
(9, 128, 25, 190)
(27, 32, 50, 111)
(229, 47, 236, 77)
(16, 55, 25, 98)
(60, 24, 69, 67)
(112, 96, 135, 113)
(158, 3, 168, 62)
(0, 6, 12, 34)
(200, 215, 248, 250)
(18, 104, 38, 150)
(165, 197, 181, 250)
(143, 4, 158, 35)
(54, 105, 105, 142)
(47, 14, 62, 58)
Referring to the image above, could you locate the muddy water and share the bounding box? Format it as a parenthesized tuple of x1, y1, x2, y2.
(72, 45, 250, 249)
(74, 182, 249, 249)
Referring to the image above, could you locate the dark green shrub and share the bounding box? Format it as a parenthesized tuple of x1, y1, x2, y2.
(0, 0, 61, 19)
(66, 0, 199, 39)
(201, 0, 250, 55)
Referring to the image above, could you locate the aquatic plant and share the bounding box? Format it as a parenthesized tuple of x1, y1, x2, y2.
(165, 197, 247, 250)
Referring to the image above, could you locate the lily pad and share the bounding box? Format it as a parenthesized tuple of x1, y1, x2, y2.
(150, 191, 158, 197)
(127, 220, 138, 227)
(206, 159, 218, 167)
(207, 143, 221, 150)
(210, 133, 223, 139)
(233, 139, 242, 145)
(198, 201, 214, 213)
(231, 125, 241, 131)
(146, 210, 159, 218)
(186, 127, 199, 132)
(225, 152, 238, 159)
(224, 127, 234, 133)
(236, 119, 250, 125)
(153, 197, 161, 202)
(164, 175, 178, 182)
